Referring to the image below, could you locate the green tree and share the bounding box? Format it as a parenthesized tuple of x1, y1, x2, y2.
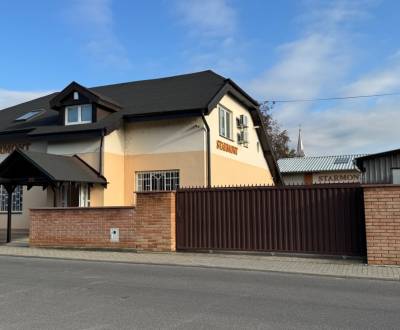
(260, 102, 296, 159)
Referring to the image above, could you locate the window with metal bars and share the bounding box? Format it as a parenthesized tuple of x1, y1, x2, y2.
(136, 170, 180, 192)
(0, 185, 23, 213)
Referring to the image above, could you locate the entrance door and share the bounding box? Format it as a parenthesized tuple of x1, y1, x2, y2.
(58, 183, 90, 207)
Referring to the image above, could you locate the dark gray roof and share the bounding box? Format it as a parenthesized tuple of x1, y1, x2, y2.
(0, 70, 227, 137)
(278, 154, 366, 174)
(22, 150, 106, 183)
(0, 149, 106, 184)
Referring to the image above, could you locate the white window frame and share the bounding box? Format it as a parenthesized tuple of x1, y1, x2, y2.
(136, 170, 180, 192)
(0, 185, 23, 213)
(65, 104, 92, 125)
(58, 183, 90, 207)
(219, 105, 233, 140)
(79, 184, 90, 207)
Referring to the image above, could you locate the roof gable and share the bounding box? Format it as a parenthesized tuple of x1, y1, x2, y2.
(0, 149, 107, 185)
(49, 81, 121, 112)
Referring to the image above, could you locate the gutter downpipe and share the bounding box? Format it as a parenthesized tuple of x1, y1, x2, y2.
(99, 130, 105, 175)
(201, 113, 211, 188)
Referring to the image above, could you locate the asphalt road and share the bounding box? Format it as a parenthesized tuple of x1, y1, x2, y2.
(0, 256, 399, 330)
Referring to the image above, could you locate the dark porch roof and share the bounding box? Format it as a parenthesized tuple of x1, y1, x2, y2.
(0, 149, 107, 186)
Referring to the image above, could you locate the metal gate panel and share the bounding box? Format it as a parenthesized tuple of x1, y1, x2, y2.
(176, 185, 366, 256)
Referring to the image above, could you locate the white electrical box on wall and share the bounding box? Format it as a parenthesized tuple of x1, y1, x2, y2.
(110, 228, 120, 242)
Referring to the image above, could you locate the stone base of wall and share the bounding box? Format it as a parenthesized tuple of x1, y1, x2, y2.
(30, 192, 176, 252)
(364, 185, 400, 265)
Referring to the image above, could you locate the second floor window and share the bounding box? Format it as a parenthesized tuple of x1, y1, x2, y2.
(219, 106, 233, 140)
(65, 104, 92, 125)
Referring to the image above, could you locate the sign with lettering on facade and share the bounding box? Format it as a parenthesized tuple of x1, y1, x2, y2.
(0, 143, 30, 154)
(314, 172, 360, 184)
(216, 140, 238, 155)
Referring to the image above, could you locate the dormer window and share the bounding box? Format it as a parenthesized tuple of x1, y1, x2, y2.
(50, 81, 121, 126)
(65, 104, 92, 125)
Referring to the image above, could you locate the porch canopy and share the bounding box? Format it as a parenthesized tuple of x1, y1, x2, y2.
(0, 149, 106, 242)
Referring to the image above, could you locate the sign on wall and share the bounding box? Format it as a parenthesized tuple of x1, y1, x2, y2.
(216, 140, 238, 155)
(314, 172, 360, 184)
(0, 143, 30, 154)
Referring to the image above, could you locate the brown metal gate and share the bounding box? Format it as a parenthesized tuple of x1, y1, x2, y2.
(176, 185, 366, 257)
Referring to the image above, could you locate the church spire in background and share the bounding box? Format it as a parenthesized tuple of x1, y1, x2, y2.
(296, 126, 305, 157)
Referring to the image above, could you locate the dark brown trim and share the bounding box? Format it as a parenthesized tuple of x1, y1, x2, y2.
(92, 103, 97, 123)
(251, 108, 283, 185)
(207, 82, 258, 114)
(225, 79, 259, 106)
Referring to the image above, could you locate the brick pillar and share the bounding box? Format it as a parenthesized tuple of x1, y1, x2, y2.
(135, 192, 176, 252)
(363, 185, 400, 265)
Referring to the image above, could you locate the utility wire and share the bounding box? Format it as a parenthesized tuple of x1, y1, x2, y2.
(263, 91, 400, 103)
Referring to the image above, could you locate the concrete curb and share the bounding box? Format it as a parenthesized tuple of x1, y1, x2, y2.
(0, 253, 399, 282)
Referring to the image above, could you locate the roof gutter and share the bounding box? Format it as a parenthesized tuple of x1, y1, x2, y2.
(201, 113, 211, 188)
(123, 109, 203, 122)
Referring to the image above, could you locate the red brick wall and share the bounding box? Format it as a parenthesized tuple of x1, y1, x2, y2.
(30, 192, 176, 252)
(135, 192, 176, 252)
(364, 186, 400, 265)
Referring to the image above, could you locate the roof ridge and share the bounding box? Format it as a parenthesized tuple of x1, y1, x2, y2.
(279, 154, 367, 160)
(0, 70, 226, 113)
(89, 70, 225, 90)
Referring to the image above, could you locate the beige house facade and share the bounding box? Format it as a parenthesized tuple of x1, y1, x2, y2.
(0, 70, 280, 230)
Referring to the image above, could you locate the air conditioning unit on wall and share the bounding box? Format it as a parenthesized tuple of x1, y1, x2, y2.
(237, 130, 249, 147)
(237, 115, 248, 128)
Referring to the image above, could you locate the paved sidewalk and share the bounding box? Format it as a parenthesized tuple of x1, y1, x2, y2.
(0, 245, 399, 281)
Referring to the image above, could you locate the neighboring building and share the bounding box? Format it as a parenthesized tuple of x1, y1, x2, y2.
(355, 148, 400, 184)
(0, 70, 281, 229)
(278, 154, 365, 185)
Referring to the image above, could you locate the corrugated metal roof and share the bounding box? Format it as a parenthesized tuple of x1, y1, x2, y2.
(278, 154, 367, 173)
